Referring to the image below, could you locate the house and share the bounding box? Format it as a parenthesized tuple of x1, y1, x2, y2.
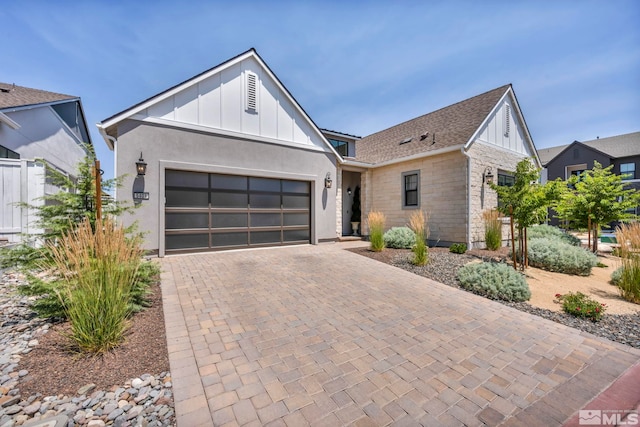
(538, 132, 640, 220)
(97, 49, 540, 255)
(0, 83, 91, 243)
(342, 83, 540, 247)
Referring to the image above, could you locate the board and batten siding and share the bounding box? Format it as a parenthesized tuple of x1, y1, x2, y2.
(475, 97, 530, 156)
(140, 56, 324, 151)
(0, 159, 45, 243)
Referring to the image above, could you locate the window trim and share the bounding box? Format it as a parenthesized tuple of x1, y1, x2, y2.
(402, 170, 420, 209)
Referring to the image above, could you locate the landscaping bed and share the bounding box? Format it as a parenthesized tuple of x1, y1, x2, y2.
(348, 246, 640, 349)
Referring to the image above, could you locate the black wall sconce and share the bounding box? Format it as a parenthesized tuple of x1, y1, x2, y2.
(324, 172, 332, 188)
(136, 152, 147, 176)
(347, 187, 352, 195)
(483, 166, 494, 185)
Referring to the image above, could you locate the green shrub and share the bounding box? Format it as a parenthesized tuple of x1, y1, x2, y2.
(456, 262, 531, 302)
(554, 292, 606, 321)
(527, 225, 581, 246)
(611, 266, 623, 286)
(483, 209, 502, 250)
(383, 227, 416, 249)
(368, 211, 386, 252)
(449, 243, 467, 254)
(528, 238, 597, 276)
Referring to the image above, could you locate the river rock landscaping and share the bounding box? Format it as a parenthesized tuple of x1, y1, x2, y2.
(349, 246, 640, 349)
(0, 271, 175, 426)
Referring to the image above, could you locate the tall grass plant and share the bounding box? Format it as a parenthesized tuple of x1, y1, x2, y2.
(616, 223, 640, 303)
(409, 210, 429, 265)
(368, 211, 386, 252)
(483, 209, 502, 250)
(48, 218, 142, 353)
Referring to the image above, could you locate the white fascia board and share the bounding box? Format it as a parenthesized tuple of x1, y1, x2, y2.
(133, 115, 327, 154)
(322, 129, 361, 140)
(97, 124, 114, 151)
(0, 112, 20, 129)
(367, 145, 464, 169)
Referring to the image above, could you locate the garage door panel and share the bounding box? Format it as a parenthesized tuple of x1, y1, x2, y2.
(211, 192, 247, 208)
(284, 229, 309, 242)
(249, 194, 280, 209)
(166, 189, 209, 207)
(211, 213, 248, 228)
(283, 195, 309, 209)
(283, 213, 309, 226)
(211, 232, 248, 247)
(165, 170, 310, 253)
(166, 233, 209, 250)
(165, 212, 209, 229)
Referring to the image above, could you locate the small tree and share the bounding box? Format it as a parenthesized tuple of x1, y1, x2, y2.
(1, 146, 131, 268)
(490, 158, 558, 270)
(554, 161, 639, 252)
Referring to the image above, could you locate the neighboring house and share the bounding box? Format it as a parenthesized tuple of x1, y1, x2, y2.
(97, 49, 540, 255)
(0, 83, 91, 243)
(538, 132, 640, 220)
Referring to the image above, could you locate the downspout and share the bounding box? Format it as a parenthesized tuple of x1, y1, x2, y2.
(461, 147, 473, 249)
(104, 135, 118, 200)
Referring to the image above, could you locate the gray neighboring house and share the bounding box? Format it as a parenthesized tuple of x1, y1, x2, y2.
(0, 83, 91, 243)
(98, 49, 541, 255)
(538, 132, 640, 218)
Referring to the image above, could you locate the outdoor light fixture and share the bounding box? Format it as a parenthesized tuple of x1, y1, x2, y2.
(483, 166, 494, 185)
(136, 152, 147, 176)
(347, 187, 352, 195)
(324, 172, 332, 188)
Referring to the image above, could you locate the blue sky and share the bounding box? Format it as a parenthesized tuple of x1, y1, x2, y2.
(3, 1, 639, 180)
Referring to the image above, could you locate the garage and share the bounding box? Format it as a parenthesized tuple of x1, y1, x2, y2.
(164, 169, 311, 252)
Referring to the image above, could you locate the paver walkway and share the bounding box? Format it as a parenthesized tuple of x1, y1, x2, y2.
(160, 243, 640, 426)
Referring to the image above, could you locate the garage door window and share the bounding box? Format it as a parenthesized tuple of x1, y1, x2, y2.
(165, 170, 311, 252)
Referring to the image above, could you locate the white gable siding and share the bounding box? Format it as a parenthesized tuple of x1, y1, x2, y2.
(476, 96, 531, 157)
(141, 56, 324, 150)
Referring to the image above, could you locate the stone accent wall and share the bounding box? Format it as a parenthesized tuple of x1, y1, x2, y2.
(366, 151, 468, 245)
(467, 141, 531, 248)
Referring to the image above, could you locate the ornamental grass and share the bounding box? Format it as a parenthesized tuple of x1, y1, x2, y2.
(367, 211, 386, 252)
(48, 217, 142, 354)
(616, 222, 640, 304)
(409, 210, 429, 266)
(483, 209, 502, 251)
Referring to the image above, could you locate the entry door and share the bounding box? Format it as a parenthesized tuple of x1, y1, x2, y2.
(165, 170, 310, 252)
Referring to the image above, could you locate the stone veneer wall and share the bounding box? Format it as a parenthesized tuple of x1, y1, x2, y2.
(466, 141, 532, 248)
(366, 150, 467, 245)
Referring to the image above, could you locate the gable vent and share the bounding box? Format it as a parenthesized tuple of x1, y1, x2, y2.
(503, 104, 510, 137)
(246, 72, 257, 112)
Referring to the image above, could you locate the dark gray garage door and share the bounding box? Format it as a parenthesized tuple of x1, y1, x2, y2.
(165, 170, 310, 253)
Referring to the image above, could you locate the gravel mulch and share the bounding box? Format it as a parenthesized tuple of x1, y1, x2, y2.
(16, 281, 170, 397)
(348, 246, 640, 349)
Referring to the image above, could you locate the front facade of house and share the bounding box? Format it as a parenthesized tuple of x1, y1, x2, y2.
(99, 49, 540, 255)
(0, 83, 91, 243)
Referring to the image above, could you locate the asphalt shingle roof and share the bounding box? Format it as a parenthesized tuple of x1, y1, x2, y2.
(355, 84, 511, 164)
(0, 82, 76, 110)
(538, 131, 640, 166)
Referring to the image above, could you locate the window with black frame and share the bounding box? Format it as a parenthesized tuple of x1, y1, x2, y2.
(402, 171, 419, 208)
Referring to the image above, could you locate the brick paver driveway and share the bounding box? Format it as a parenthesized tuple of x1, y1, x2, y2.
(160, 243, 640, 426)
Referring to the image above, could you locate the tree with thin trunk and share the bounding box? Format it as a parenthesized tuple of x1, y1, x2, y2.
(490, 158, 559, 270)
(554, 161, 639, 252)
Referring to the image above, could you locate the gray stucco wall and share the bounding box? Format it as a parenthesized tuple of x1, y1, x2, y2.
(115, 120, 338, 254)
(546, 144, 611, 181)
